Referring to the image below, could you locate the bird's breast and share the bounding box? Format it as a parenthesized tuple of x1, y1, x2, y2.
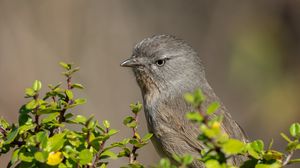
(143, 96, 184, 139)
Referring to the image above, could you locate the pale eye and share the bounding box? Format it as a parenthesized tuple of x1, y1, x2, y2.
(155, 59, 165, 66)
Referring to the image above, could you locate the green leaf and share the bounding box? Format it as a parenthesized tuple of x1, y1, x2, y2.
(123, 116, 137, 128)
(34, 151, 48, 163)
(70, 67, 80, 74)
(241, 160, 259, 168)
(19, 105, 31, 114)
(42, 113, 60, 124)
(289, 123, 300, 138)
(159, 158, 172, 168)
(246, 140, 265, 160)
(19, 123, 35, 134)
(25, 100, 38, 110)
(172, 154, 181, 163)
(128, 163, 144, 168)
(74, 98, 86, 105)
(48, 83, 62, 90)
(127, 121, 137, 128)
(10, 149, 20, 165)
(186, 112, 203, 122)
(123, 116, 135, 125)
(18, 112, 31, 126)
(86, 120, 95, 131)
(36, 131, 48, 148)
(184, 93, 194, 104)
(263, 150, 283, 161)
(19, 150, 34, 162)
(45, 133, 66, 152)
(65, 90, 74, 100)
(205, 160, 221, 168)
(100, 150, 117, 159)
(250, 140, 264, 153)
(32, 80, 42, 92)
(18, 105, 32, 126)
(121, 138, 130, 145)
(255, 163, 281, 168)
(268, 139, 274, 150)
(59, 62, 71, 70)
(246, 146, 261, 159)
(182, 154, 193, 165)
(134, 132, 141, 140)
(201, 125, 219, 138)
(64, 113, 74, 119)
(129, 139, 139, 145)
(289, 158, 300, 164)
(130, 102, 143, 114)
(117, 147, 131, 157)
(222, 139, 245, 155)
(103, 120, 110, 128)
(142, 133, 153, 142)
(0, 117, 10, 129)
(286, 141, 299, 151)
(206, 102, 220, 115)
(280, 133, 292, 143)
(74, 115, 87, 124)
(194, 89, 205, 103)
(184, 89, 205, 107)
(129, 138, 146, 148)
(15, 161, 38, 167)
(38, 106, 59, 115)
(25, 88, 35, 97)
(5, 127, 19, 144)
(99, 163, 107, 168)
(64, 158, 77, 168)
(71, 83, 84, 89)
(58, 163, 68, 168)
(79, 149, 93, 165)
(108, 129, 119, 136)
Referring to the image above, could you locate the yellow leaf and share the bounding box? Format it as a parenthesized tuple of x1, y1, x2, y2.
(211, 121, 221, 129)
(47, 151, 63, 166)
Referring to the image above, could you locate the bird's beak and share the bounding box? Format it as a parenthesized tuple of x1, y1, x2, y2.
(120, 58, 143, 67)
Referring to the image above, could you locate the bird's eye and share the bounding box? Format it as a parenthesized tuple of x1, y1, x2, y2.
(155, 59, 165, 66)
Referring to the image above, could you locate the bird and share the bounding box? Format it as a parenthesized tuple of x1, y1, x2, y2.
(120, 34, 248, 167)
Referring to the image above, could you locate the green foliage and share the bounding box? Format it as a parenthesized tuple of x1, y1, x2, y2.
(0, 62, 152, 168)
(173, 90, 300, 168)
(184, 89, 205, 107)
(290, 123, 300, 139)
(120, 102, 153, 167)
(0, 62, 299, 168)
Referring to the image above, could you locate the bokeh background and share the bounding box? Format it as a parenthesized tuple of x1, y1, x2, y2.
(0, 0, 299, 167)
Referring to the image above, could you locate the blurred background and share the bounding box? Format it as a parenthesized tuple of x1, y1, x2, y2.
(0, 0, 299, 167)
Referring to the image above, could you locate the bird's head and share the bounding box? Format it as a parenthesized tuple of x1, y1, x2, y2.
(121, 34, 205, 95)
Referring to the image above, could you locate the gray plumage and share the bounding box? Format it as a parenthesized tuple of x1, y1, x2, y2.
(121, 34, 248, 167)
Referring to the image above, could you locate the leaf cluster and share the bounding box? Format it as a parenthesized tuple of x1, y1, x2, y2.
(0, 62, 152, 168)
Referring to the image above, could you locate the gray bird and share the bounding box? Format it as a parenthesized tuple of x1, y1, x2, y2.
(121, 34, 248, 167)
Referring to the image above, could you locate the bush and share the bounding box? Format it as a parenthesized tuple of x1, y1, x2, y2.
(0, 62, 299, 168)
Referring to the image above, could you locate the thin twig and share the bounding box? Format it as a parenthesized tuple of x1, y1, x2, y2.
(129, 113, 139, 164)
(91, 128, 109, 168)
(67, 76, 72, 90)
(283, 151, 294, 166)
(57, 76, 72, 133)
(34, 113, 40, 132)
(52, 96, 56, 103)
(0, 126, 7, 136)
(33, 94, 40, 132)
